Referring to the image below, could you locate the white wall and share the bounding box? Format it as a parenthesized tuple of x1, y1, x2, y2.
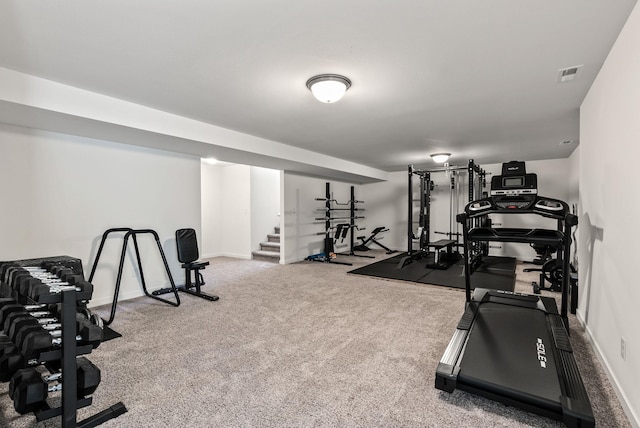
(282, 173, 357, 263)
(201, 164, 280, 260)
(201, 162, 223, 257)
(250, 166, 281, 252)
(358, 171, 406, 251)
(580, 3, 640, 425)
(0, 123, 201, 307)
(220, 164, 252, 259)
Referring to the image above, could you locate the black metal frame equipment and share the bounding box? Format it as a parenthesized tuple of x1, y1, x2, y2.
(435, 162, 593, 428)
(398, 159, 486, 269)
(152, 228, 219, 302)
(88, 228, 180, 326)
(308, 183, 366, 266)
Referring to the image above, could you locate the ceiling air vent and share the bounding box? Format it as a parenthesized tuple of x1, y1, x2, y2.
(557, 65, 583, 83)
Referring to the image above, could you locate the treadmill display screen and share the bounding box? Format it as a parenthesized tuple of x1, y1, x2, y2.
(503, 176, 524, 187)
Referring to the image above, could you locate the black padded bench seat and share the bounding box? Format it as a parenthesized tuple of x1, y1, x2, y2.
(426, 239, 456, 249)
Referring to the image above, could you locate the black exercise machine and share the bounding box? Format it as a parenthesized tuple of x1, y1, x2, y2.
(435, 161, 593, 428)
(308, 183, 368, 265)
(153, 228, 219, 301)
(88, 228, 181, 326)
(353, 227, 396, 254)
(397, 160, 486, 270)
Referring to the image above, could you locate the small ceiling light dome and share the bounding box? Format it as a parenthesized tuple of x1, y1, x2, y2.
(202, 157, 218, 165)
(430, 153, 451, 163)
(306, 74, 351, 103)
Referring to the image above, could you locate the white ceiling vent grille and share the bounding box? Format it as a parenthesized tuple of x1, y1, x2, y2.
(557, 65, 583, 83)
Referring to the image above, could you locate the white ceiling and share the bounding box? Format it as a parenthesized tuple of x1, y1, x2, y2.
(0, 0, 637, 175)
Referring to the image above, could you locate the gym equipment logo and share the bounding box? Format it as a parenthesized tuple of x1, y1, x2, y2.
(536, 338, 547, 368)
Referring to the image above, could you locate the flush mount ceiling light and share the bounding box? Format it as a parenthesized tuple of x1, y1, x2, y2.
(202, 157, 218, 165)
(306, 74, 351, 103)
(430, 153, 451, 163)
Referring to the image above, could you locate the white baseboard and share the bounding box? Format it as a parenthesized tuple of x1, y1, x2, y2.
(200, 252, 251, 260)
(577, 312, 639, 428)
(281, 255, 307, 264)
(87, 288, 145, 309)
(201, 252, 223, 259)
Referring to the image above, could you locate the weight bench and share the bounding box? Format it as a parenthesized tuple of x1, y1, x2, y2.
(424, 239, 458, 270)
(353, 227, 396, 254)
(153, 228, 219, 302)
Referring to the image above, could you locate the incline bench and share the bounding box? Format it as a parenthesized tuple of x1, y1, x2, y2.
(353, 227, 396, 254)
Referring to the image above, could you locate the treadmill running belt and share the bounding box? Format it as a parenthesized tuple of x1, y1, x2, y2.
(458, 303, 562, 411)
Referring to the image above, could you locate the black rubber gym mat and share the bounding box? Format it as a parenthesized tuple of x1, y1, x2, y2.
(102, 323, 122, 342)
(348, 253, 516, 291)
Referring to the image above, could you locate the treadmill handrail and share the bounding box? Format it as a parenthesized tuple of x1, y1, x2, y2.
(460, 195, 575, 222)
(466, 227, 565, 246)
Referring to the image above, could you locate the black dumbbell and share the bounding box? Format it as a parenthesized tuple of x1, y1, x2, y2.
(9, 357, 101, 415)
(1, 303, 49, 332)
(0, 264, 22, 284)
(0, 342, 24, 382)
(0, 325, 63, 382)
(8, 313, 59, 343)
(3, 266, 92, 301)
(18, 317, 102, 359)
(77, 305, 104, 329)
(6, 267, 76, 294)
(0, 312, 59, 381)
(5, 266, 44, 284)
(0, 263, 19, 281)
(29, 279, 93, 302)
(2, 316, 101, 377)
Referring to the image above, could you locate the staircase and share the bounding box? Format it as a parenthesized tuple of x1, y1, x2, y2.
(252, 226, 280, 262)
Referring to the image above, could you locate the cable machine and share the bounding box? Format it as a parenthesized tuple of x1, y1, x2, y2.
(398, 159, 486, 270)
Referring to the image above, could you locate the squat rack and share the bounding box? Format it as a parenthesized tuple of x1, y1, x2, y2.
(398, 159, 486, 269)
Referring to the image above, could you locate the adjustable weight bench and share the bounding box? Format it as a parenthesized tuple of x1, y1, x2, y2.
(353, 227, 396, 254)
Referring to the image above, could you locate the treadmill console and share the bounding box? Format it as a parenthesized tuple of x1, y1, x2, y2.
(490, 160, 538, 198)
(465, 161, 569, 218)
(490, 160, 538, 209)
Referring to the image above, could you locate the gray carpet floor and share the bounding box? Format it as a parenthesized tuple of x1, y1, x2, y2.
(0, 252, 631, 427)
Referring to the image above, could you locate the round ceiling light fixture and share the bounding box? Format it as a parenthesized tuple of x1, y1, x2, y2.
(306, 74, 351, 103)
(430, 153, 451, 163)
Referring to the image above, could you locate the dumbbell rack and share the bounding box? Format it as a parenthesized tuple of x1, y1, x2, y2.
(0, 258, 127, 427)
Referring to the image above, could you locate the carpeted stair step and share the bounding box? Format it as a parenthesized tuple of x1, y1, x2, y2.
(260, 241, 280, 252)
(267, 233, 280, 243)
(274, 226, 280, 234)
(252, 250, 280, 262)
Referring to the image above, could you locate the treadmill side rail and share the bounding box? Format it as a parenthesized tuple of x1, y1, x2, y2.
(550, 315, 595, 428)
(435, 328, 469, 393)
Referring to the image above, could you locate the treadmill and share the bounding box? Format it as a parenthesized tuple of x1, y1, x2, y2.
(435, 161, 594, 428)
